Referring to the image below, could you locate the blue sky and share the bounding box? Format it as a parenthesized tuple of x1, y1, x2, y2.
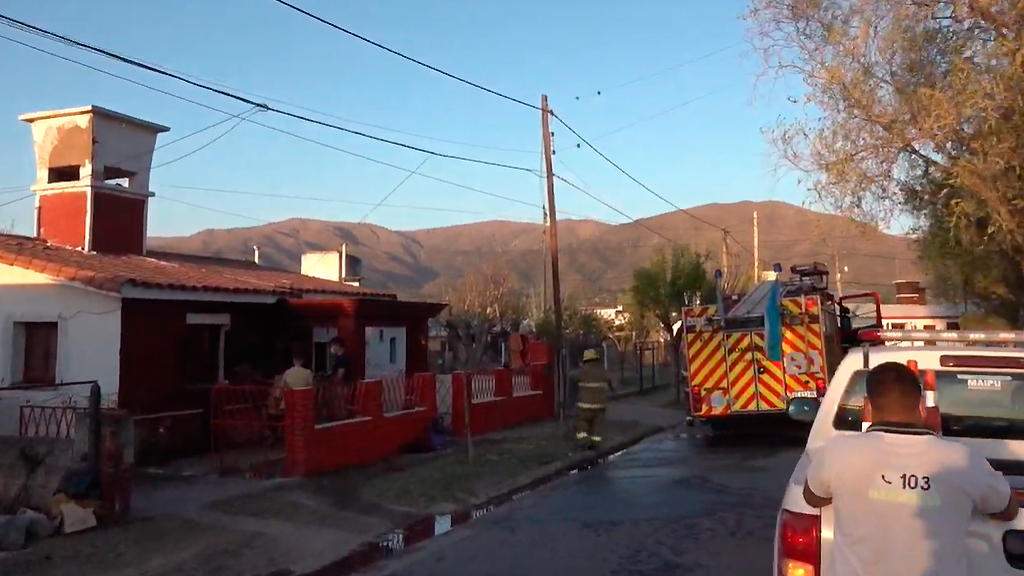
(0, 0, 801, 237)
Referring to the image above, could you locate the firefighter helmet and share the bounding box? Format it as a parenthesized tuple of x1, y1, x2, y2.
(582, 349, 601, 363)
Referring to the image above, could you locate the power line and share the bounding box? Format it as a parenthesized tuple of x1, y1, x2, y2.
(585, 85, 737, 142)
(0, 194, 32, 209)
(573, 42, 743, 102)
(270, 0, 541, 112)
(554, 174, 676, 244)
(0, 32, 564, 216)
(358, 157, 429, 223)
(151, 109, 259, 169)
(162, 185, 493, 216)
(550, 110, 723, 231)
(250, 3, 744, 240)
(0, 14, 537, 174)
(121, 59, 539, 156)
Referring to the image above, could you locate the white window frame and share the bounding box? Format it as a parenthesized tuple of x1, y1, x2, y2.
(185, 313, 230, 384)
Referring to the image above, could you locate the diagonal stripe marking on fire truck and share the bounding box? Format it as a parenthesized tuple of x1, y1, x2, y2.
(692, 335, 723, 374)
(726, 333, 757, 411)
(752, 332, 786, 409)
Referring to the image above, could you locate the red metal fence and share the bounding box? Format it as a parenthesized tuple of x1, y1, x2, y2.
(209, 384, 284, 476)
(19, 404, 80, 439)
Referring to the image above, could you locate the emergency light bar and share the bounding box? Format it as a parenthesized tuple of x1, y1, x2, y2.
(859, 329, 1024, 344)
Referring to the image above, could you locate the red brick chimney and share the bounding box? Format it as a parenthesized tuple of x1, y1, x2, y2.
(19, 106, 169, 255)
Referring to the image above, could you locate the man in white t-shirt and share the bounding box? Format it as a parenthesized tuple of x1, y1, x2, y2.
(803, 361, 1019, 576)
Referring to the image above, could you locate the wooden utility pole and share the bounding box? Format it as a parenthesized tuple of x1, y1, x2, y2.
(540, 95, 566, 422)
(720, 229, 730, 281)
(753, 211, 759, 281)
(833, 251, 843, 297)
(541, 205, 549, 307)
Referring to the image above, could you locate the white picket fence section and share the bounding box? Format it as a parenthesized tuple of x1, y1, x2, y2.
(471, 373, 497, 402)
(511, 373, 534, 396)
(380, 372, 407, 414)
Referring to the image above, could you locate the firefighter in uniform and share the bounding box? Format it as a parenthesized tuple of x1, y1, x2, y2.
(572, 349, 614, 450)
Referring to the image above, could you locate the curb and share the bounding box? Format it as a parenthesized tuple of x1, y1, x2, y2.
(294, 423, 670, 576)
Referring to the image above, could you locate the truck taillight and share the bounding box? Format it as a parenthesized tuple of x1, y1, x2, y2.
(815, 378, 826, 397)
(690, 385, 702, 408)
(778, 509, 820, 576)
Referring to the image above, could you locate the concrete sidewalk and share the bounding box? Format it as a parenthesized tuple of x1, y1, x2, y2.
(0, 389, 682, 576)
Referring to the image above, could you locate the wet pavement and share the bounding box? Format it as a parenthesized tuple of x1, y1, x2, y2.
(359, 428, 804, 576)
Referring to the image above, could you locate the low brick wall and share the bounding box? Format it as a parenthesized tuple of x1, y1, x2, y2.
(450, 364, 554, 437)
(283, 374, 438, 477)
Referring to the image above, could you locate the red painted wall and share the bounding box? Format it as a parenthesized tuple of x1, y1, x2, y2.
(449, 365, 555, 437)
(119, 298, 292, 460)
(289, 299, 441, 382)
(119, 298, 293, 414)
(91, 192, 146, 254)
(38, 192, 87, 249)
(283, 375, 438, 477)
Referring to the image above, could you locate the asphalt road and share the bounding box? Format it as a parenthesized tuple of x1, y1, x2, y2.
(363, 428, 805, 576)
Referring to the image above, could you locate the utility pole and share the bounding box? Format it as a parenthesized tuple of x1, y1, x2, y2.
(720, 229, 730, 282)
(541, 205, 549, 307)
(541, 94, 566, 422)
(753, 211, 759, 281)
(833, 251, 843, 297)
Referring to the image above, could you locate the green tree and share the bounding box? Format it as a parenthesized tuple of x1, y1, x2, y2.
(630, 246, 716, 404)
(530, 295, 611, 365)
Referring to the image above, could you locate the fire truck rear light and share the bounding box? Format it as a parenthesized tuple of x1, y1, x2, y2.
(781, 560, 815, 576)
(939, 355, 1024, 369)
(815, 378, 826, 396)
(778, 510, 819, 576)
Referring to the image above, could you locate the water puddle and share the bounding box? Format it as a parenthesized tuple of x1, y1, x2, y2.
(298, 433, 654, 576)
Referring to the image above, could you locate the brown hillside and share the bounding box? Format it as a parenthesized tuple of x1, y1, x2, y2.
(149, 200, 919, 301)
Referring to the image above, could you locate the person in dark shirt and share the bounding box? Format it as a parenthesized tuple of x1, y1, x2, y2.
(324, 337, 352, 420)
(328, 337, 350, 382)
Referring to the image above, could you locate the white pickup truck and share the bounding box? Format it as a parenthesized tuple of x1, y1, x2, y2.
(775, 329, 1024, 576)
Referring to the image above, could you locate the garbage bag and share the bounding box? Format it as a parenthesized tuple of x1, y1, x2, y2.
(55, 465, 100, 501)
(17, 508, 55, 539)
(0, 515, 30, 552)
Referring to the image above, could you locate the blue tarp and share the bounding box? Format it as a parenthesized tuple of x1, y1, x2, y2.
(764, 279, 783, 363)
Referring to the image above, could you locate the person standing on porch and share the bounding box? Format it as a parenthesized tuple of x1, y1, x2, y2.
(282, 353, 314, 390)
(328, 337, 350, 382)
(268, 352, 313, 441)
(327, 337, 353, 419)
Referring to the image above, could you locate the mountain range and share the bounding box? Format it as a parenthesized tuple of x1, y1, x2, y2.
(149, 200, 920, 303)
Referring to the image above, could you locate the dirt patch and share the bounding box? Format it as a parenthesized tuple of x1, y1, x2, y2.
(361, 420, 648, 513)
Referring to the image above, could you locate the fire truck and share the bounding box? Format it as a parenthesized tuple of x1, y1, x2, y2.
(682, 262, 882, 436)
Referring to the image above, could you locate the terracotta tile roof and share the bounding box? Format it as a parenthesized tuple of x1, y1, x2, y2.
(0, 234, 395, 299)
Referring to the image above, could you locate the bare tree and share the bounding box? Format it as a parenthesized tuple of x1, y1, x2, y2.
(441, 265, 527, 370)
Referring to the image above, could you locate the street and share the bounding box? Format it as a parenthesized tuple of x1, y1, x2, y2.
(362, 429, 804, 576)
